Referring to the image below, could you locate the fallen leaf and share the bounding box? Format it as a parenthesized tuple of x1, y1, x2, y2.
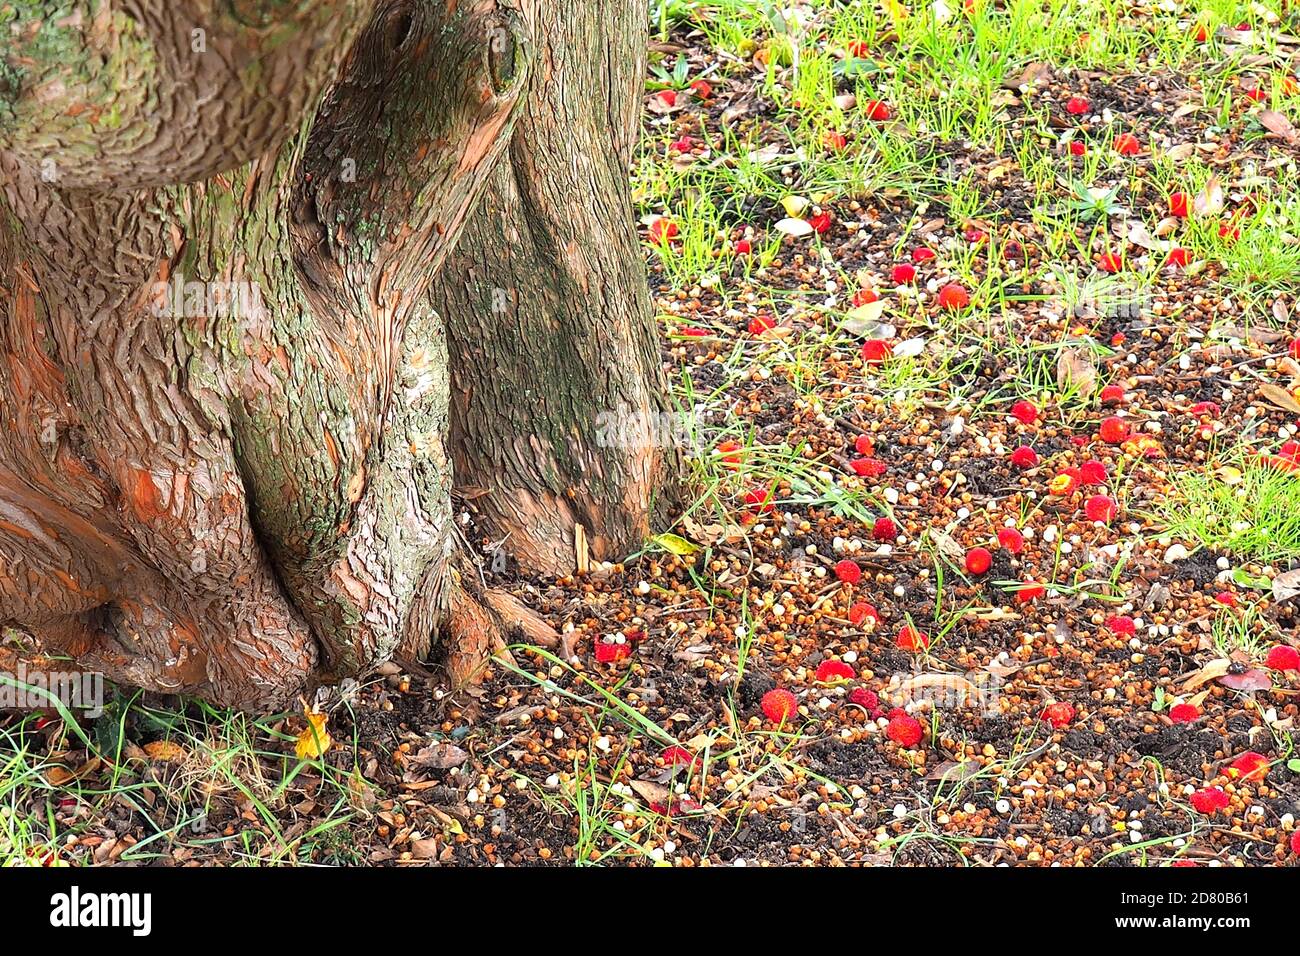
(1057, 346, 1098, 397)
(653, 532, 700, 556)
(1192, 175, 1224, 218)
(410, 742, 468, 770)
(142, 741, 187, 763)
(1257, 381, 1300, 414)
(1219, 669, 1274, 691)
(1181, 658, 1231, 690)
(775, 217, 815, 237)
(295, 711, 332, 759)
(1272, 568, 1300, 602)
(1258, 109, 1298, 144)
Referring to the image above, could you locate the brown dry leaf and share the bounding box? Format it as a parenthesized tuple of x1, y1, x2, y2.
(1257, 381, 1300, 414)
(1181, 658, 1231, 690)
(899, 673, 979, 707)
(142, 741, 187, 763)
(629, 779, 672, 806)
(410, 742, 468, 770)
(46, 756, 100, 787)
(1192, 175, 1224, 217)
(1219, 669, 1274, 691)
(1003, 61, 1050, 90)
(1258, 109, 1298, 144)
(1057, 346, 1098, 397)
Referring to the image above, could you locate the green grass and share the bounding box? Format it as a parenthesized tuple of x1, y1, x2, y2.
(1157, 455, 1300, 564)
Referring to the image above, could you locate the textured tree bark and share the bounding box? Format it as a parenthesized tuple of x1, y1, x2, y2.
(1, 0, 677, 713)
(0, 0, 538, 709)
(430, 0, 682, 577)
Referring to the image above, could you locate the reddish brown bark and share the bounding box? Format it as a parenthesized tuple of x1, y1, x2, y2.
(0, 0, 673, 712)
(431, 0, 682, 578)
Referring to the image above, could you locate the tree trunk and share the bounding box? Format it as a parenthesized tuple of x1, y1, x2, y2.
(431, 0, 682, 577)
(0, 0, 677, 713)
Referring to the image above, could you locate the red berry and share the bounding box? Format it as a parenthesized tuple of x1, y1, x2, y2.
(834, 559, 862, 584)
(1065, 95, 1089, 115)
(809, 211, 833, 234)
(848, 602, 879, 627)
(1009, 445, 1039, 468)
(1292, 829, 1300, 856)
(594, 639, 632, 663)
(1079, 459, 1107, 485)
(689, 79, 712, 99)
(863, 99, 891, 121)
(743, 487, 775, 513)
(847, 40, 870, 58)
(891, 263, 917, 284)
(936, 283, 970, 310)
(747, 314, 776, 334)
(823, 130, 848, 151)
(848, 687, 878, 709)
(1242, 84, 1267, 102)
(1099, 384, 1125, 404)
(1068, 140, 1086, 156)
(1168, 192, 1189, 218)
(849, 457, 887, 478)
(1099, 416, 1129, 443)
(1105, 615, 1136, 636)
(1097, 251, 1123, 273)
(895, 625, 929, 651)
(854, 434, 874, 456)
(886, 714, 924, 747)
(1042, 702, 1075, 728)
(1288, 337, 1300, 361)
(911, 247, 936, 263)
(735, 239, 752, 254)
(1265, 645, 1300, 671)
(871, 516, 898, 541)
(1011, 400, 1039, 424)
(1189, 787, 1229, 814)
(1114, 132, 1140, 155)
(852, 288, 879, 306)
(1165, 247, 1190, 268)
(761, 688, 798, 722)
(965, 547, 992, 575)
(861, 339, 893, 364)
(1194, 24, 1210, 42)
(997, 527, 1025, 553)
(1230, 751, 1270, 782)
(815, 659, 855, 683)
(1213, 591, 1237, 607)
(715, 439, 743, 465)
(1084, 494, 1117, 523)
(661, 745, 698, 767)
(1169, 703, 1200, 723)
(657, 89, 678, 107)
(648, 218, 678, 243)
(1016, 581, 1046, 603)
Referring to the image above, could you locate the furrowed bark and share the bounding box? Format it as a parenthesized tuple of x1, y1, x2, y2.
(0, 0, 536, 709)
(430, 0, 683, 578)
(0, 0, 372, 188)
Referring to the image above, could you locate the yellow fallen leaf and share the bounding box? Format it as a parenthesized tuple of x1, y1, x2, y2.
(653, 532, 700, 556)
(781, 195, 811, 218)
(295, 711, 332, 759)
(142, 740, 187, 762)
